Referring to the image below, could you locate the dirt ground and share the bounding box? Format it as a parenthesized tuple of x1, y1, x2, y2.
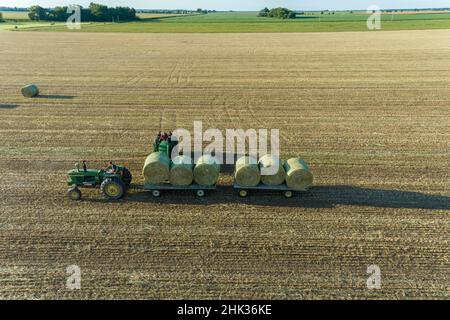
(0, 30, 449, 299)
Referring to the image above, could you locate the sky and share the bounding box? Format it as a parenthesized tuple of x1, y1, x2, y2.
(1, 0, 449, 11)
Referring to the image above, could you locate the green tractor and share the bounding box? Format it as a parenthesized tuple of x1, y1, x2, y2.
(67, 162, 132, 201)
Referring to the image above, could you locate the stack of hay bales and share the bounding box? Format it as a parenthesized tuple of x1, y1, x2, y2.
(234, 156, 261, 187)
(141, 150, 313, 190)
(21, 84, 39, 98)
(142, 152, 171, 184)
(193, 155, 220, 186)
(234, 154, 313, 190)
(283, 158, 313, 190)
(170, 155, 193, 186)
(258, 154, 285, 186)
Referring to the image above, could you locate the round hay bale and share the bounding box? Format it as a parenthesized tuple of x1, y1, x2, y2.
(21, 84, 39, 98)
(193, 155, 220, 186)
(283, 158, 313, 191)
(235, 156, 260, 187)
(170, 155, 193, 186)
(142, 152, 171, 184)
(258, 154, 285, 186)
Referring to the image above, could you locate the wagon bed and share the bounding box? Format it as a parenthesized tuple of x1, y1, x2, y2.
(134, 182, 216, 197)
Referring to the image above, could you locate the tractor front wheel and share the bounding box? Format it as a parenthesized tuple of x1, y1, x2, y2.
(100, 178, 125, 200)
(67, 186, 81, 201)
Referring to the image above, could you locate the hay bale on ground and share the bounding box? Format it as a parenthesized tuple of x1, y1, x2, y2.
(193, 155, 220, 186)
(283, 158, 313, 191)
(235, 156, 260, 187)
(21, 84, 39, 98)
(142, 152, 171, 184)
(170, 155, 193, 186)
(259, 154, 285, 186)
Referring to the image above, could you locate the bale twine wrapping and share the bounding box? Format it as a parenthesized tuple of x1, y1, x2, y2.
(283, 158, 313, 191)
(234, 156, 261, 187)
(258, 154, 285, 186)
(170, 155, 193, 186)
(142, 152, 171, 184)
(21, 84, 39, 98)
(193, 155, 220, 186)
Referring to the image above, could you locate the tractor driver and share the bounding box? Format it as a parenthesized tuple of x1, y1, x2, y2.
(107, 161, 117, 174)
(82, 160, 87, 172)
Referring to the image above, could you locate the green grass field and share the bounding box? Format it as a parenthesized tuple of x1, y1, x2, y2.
(150, 11, 450, 23)
(2, 11, 450, 32)
(0, 20, 68, 31)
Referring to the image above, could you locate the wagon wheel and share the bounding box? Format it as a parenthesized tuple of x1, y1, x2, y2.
(284, 191, 294, 198)
(152, 190, 161, 197)
(67, 186, 81, 201)
(238, 189, 248, 198)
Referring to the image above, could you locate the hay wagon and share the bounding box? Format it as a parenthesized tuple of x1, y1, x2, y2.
(233, 181, 306, 198)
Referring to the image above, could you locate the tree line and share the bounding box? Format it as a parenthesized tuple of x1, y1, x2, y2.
(258, 7, 297, 19)
(139, 9, 195, 14)
(28, 3, 138, 22)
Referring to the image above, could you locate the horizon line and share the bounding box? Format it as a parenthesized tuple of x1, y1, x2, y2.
(1, 6, 450, 11)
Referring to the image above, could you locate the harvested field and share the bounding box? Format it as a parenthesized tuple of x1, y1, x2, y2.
(0, 30, 449, 299)
(0, 11, 29, 20)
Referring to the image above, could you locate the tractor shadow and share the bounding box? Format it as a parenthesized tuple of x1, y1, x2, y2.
(0, 104, 18, 109)
(124, 184, 450, 210)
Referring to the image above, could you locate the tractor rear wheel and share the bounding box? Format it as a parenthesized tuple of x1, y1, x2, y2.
(100, 178, 125, 200)
(67, 186, 81, 201)
(121, 168, 132, 186)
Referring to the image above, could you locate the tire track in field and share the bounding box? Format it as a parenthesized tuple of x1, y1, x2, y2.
(242, 94, 290, 146)
(126, 70, 147, 86)
(164, 60, 178, 85)
(164, 58, 189, 85)
(160, 110, 179, 133)
(219, 93, 290, 154)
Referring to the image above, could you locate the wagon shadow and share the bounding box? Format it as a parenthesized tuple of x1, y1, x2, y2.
(36, 95, 75, 100)
(123, 185, 450, 210)
(0, 104, 18, 109)
(301, 186, 450, 210)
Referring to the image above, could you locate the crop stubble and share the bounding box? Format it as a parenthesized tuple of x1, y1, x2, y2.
(0, 30, 449, 299)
